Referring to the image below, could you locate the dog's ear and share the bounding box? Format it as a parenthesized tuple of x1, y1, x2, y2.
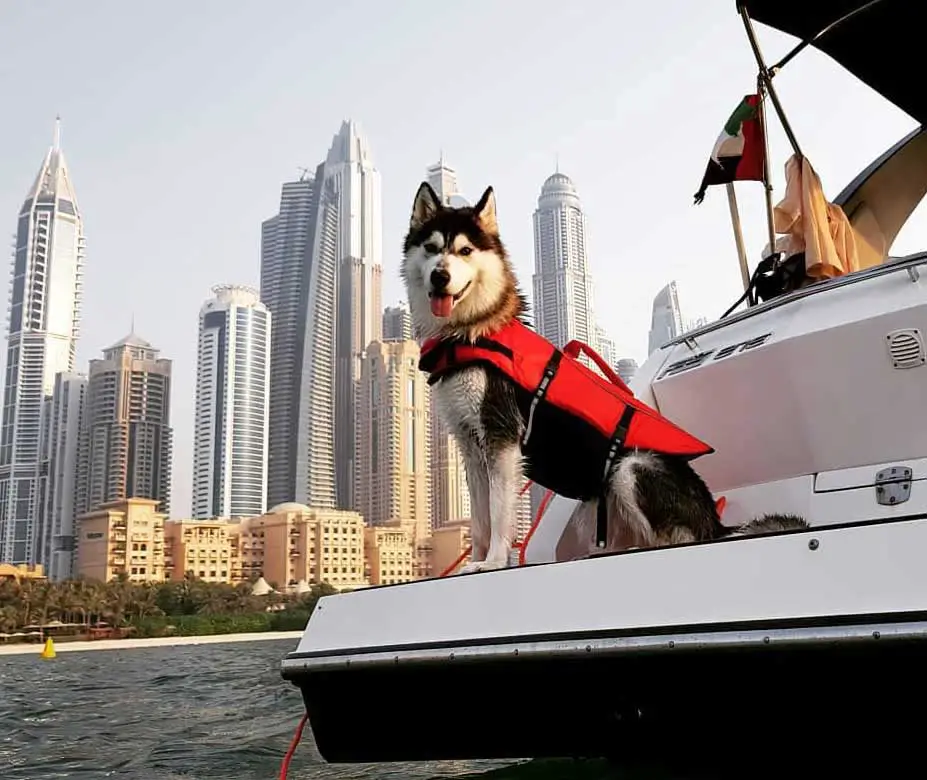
(410, 182, 441, 231)
(474, 186, 498, 234)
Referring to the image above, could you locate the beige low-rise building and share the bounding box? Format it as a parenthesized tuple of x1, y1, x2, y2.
(0, 563, 46, 582)
(430, 519, 472, 577)
(76, 498, 166, 583)
(164, 519, 240, 583)
(235, 503, 367, 590)
(365, 523, 416, 586)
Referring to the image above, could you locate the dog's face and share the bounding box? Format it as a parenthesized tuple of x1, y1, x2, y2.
(401, 182, 518, 339)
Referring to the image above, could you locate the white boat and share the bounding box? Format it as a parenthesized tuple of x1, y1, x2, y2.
(282, 1, 926, 770)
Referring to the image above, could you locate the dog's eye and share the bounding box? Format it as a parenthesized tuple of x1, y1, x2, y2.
(458, 246, 473, 257)
(424, 242, 439, 254)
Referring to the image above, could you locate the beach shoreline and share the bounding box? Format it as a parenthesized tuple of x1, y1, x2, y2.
(0, 630, 303, 656)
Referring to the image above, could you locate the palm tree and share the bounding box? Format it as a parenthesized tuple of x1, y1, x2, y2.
(0, 572, 336, 639)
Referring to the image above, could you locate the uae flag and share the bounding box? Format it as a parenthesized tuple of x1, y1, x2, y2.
(693, 94, 766, 204)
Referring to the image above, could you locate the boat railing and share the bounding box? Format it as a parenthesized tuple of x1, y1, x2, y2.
(661, 251, 927, 351)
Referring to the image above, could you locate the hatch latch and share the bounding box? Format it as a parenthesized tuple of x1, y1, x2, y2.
(875, 466, 913, 506)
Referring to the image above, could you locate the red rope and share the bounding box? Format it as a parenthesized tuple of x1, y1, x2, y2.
(439, 480, 557, 576)
(438, 544, 472, 577)
(279, 712, 309, 780)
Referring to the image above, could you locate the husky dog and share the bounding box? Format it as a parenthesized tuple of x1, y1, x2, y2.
(402, 182, 808, 572)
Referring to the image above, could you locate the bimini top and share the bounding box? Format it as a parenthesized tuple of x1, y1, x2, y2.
(738, 0, 924, 125)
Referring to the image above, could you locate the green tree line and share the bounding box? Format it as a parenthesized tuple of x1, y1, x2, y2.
(0, 575, 337, 639)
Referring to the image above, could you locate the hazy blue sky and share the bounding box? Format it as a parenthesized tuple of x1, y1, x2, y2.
(0, 0, 922, 517)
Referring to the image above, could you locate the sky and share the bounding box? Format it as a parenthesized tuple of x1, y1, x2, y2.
(0, 0, 922, 518)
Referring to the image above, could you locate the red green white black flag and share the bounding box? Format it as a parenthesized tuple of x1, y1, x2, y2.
(693, 94, 766, 205)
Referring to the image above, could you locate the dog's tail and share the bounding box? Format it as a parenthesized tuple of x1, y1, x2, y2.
(723, 513, 811, 537)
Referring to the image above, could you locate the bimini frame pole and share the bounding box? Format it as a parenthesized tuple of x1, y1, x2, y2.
(771, 0, 885, 73)
(756, 75, 777, 258)
(738, 4, 802, 159)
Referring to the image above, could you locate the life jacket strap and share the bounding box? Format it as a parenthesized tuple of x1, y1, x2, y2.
(521, 350, 563, 447)
(596, 405, 637, 548)
(418, 337, 514, 385)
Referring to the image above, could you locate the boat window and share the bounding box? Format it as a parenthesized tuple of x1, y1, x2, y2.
(888, 197, 927, 259)
(840, 129, 927, 265)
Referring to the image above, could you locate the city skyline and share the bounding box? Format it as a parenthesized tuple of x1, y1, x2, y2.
(2, 0, 921, 520)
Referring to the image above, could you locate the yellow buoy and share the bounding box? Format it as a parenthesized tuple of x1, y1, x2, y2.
(40, 637, 56, 659)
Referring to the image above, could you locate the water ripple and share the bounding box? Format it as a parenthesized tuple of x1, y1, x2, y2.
(0, 640, 516, 780)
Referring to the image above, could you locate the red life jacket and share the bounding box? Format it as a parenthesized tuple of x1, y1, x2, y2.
(419, 319, 713, 501)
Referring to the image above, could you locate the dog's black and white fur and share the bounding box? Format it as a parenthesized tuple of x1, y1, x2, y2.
(402, 182, 808, 572)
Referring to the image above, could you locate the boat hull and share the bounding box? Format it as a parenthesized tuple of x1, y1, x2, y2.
(282, 516, 927, 763)
(288, 615, 927, 764)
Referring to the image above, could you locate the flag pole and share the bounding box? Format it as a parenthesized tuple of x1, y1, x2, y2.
(756, 78, 777, 259)
(725, 183, 752, 296)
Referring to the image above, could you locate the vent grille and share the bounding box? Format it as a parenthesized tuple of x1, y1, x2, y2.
(886, 328, 925, 369)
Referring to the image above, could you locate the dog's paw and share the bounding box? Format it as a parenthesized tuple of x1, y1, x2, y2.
(458, 559, 509, 575)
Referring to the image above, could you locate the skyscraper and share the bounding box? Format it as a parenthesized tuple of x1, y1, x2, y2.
(616, 358, 639, 386)
(426, 154, 470, 208)
(261, 173, 319, 509)
(329, 121, 383, 512)
(532, 171, 594, 350)
(594, 324, 617, 372)
(77, 333, 173, 517)
(382, 303, 413, 342)
(530, 170, 596, 520)
(422, 155, 471, 527)
(40, 372, 87, 579)
(647, 281, 685, 355)
(192, 285, 271, 519)
(0, 120, 85, 565)
(356, 340, 431, 537)
(261, 120, 382, 512)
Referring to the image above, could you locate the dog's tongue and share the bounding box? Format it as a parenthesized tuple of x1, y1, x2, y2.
(430, 295, 454, 318)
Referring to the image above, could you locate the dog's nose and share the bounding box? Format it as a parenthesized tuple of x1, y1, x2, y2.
(430, 267, 451, 291)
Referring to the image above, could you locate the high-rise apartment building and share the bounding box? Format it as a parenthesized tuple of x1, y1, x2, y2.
(594, 325, 617, 372)
(77, 334, 173, 517)
(39, 372, 86, 579)
(356, 340, 431, 537)
(422, 156, 471, 527)
(616, 358, 639, 386)
(330, 122, 383, 512)
(192, 285, 271, 519)
(532, 171, 594, 350)
(426, 154, 470, 208)
(0, 121, 85, 565)
(382, 303, 413, 342)
(647, 281, 685, 355)
(261, 120, 382, 513)
(261, 173, 320, 508)
(530, 170, 596, 519)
